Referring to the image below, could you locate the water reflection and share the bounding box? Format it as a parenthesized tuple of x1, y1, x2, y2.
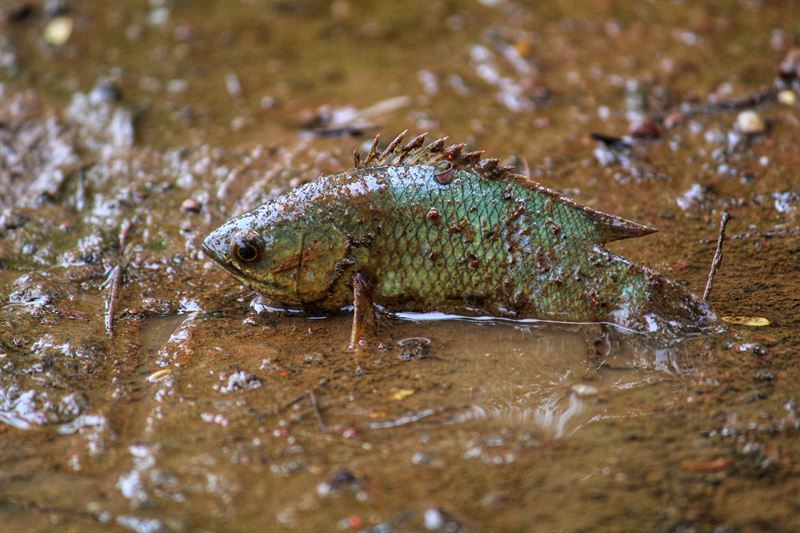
(392, 317, 683, 437)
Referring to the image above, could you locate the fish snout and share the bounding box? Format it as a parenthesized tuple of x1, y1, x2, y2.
(202, 229, 230, 265)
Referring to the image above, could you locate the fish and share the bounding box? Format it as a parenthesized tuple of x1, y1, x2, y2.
(203, 131, 716, 350)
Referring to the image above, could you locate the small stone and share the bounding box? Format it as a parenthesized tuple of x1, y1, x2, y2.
(424, 508, 445, 530)
(181, 198, 201, 213)
(481, 491, 506, 507)
(317, 470, 358, 496)
(260, 95, 277, 110)
(571, 383, 598, 397)
(148, 7, 170, 26)
(664, 112, 686, 129)
(629, 120, 660, 139)
(737, 342, 768, 356)
(754, 370, 774, 382)
(225, 72, 243, 99)
(342, 426, 359, 439)
(411, 452, 432, 464)
(778, 48, 800, 80)
(735, 110, 765, 134)
(777, 90, 796, 106)
(89, 79, 122, 104)
(167, 79, 188, 94)
(337, 515, 362, 530)
(44, 16, 73, 46)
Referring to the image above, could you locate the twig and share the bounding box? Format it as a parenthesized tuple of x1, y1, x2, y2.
(273, 377, 332, 415)
(104, 219, 132, 337)
(369, 408, 438, 430)
(367, 405, 474, 430)
(703, 211, 731, 303)
(308, 390, 330, 432)
(118, 219, 132, 253)
(699, 226, 800, 243)
(728, 226, 799, 241)
(656, 86, 779, 127)
(104, 266, 121, 337)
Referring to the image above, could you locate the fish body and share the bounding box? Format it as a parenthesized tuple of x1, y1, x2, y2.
(203, 133, 715, 336)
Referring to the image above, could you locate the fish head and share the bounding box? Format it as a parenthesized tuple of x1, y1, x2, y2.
(203, 206, 351, 308)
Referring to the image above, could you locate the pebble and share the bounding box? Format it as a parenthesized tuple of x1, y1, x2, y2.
(628, 120, 660, 139)
(423, 508, 445, 530)
(571, 383, 599, 397)
(260, 95, 277, 110)
(225, 72, 243, 99)
(664, 112, 686, 129)
(777, 90, 796, 106)
(337, 515, 362, 530)
(342, 426, 359, 439)
(148, 7, 170, 26)
(317, 469, 358, 496)
(737, 342, 768, 356)
(754, 370, 774, 382)
(735, 110, 765, 134)
(411, 452, 432, 464)
(181, 198, 201, 213)
(89, 79, 123, 104)
(44, 16, 73, 46)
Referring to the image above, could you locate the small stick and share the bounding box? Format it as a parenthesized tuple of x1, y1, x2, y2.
(703, 211, 732, 303)
(308, 390, 330, 432)
(367, 405, 472, 430)
(118, 219, 132, 253)
(104, 266, 121, 337)
(369, 408, 437, 430)
(274, 376, 332, 415)
(104, 219, 132, 337)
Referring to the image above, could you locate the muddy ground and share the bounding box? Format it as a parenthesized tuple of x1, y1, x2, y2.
(0, 1, 799, 531)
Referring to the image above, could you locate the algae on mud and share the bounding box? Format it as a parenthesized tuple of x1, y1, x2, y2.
(1, 1, 800, 532)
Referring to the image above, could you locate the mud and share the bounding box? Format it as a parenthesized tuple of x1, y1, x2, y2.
(1, 1, 799, 531)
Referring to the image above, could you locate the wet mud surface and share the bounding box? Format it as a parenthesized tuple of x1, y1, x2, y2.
(1, 1, 799, 531)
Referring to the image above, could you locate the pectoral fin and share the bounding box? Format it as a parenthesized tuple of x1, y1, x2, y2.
(349, 272, 374, 353)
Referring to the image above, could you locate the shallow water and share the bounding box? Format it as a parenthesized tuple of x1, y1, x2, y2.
(1, 1, 799, 531)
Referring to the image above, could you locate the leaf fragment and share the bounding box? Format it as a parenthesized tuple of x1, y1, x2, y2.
(721, 316, 771, 327)
(680, 457, 733, 473)
(390, 389, 416, 401)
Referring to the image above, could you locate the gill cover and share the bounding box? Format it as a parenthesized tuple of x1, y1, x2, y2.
(290, 225, 352, 303)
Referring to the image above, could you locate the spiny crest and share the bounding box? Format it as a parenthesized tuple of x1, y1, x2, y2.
(352, 131, 657, 243)
(354, 130, 514, 181)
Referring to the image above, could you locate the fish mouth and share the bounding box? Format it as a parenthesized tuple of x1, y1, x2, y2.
(202, 241, 236, 272)
(201, 241, 223, 265)
(202, 231, 229, 266)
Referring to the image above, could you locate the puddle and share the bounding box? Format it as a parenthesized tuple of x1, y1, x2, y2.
(1, 1, 799, 531)
(381, 319, 682, 437)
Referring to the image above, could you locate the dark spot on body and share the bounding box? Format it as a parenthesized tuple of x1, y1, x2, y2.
(506, 206, 526, 226)
(427, 207, 440, 220)
(535, 247, 549, 273)
(464, 225, 477, 243)
(448, 219, 468, 233)
(546, 218, 561, 235)
(587, 288, 603, 308)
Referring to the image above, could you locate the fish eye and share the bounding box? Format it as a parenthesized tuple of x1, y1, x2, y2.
(231, 233, 263, 264)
